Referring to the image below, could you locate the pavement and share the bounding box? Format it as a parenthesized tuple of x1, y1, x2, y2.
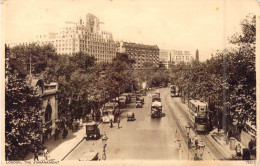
(24, 125, 86, 161)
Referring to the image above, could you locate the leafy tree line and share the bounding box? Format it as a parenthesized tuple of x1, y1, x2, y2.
(173, 15, 256, 138)
(5, 46, 44, 160)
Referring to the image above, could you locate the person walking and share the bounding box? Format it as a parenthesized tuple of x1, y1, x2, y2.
(54, 126, 59, 140)
(62, 126, 68, 139)
(110, 118, 113, 128)
(175, 129, 181, 150)
(43, 147, 49, 160)
(236, 143, 242, 157)
(34, 147, 39, 161)
(194, 135, 198, 149)
(248, 139, 254, 155)
(117, 118, 120, 129)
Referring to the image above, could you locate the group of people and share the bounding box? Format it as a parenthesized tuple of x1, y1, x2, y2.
(33, 146, 50, 161)
(110, 117, 121, 128)
(175, 130, 203, 160)
(54, 118, 69, 140)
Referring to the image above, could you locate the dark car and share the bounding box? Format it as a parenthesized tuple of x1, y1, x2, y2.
(136, 101, 143, 108)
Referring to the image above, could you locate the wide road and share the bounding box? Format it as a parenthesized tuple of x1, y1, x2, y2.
(65, 88, 186, 160)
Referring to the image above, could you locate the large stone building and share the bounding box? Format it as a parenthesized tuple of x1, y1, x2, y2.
(159, 49, 193, 68)
(6, 13, 117, 63)
(116, 41, 160, 68)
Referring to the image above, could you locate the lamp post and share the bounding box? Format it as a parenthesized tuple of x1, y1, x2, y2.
(198, 140, 205, 160)
(101, 133, 108, 160)
(185, 124, 191, 160)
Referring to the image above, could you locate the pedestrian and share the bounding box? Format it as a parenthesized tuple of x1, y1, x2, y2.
(54, 126, 59, 140)
(117, 118, 120, 129)
(236, 143, 242, 157)
(43, 147, 49, 160)
(194, 135, 198, 149)
(34, 147, 39, 161)
(62, 127, 68, 139)
(110, 118, 113, 128)
(175, 130, 181, 150)
(249, 139, 254, 154)
(194, 153, 200, 160)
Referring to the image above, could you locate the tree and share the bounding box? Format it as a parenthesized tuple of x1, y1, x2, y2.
(10, 43, 57, 75)
(5, 47, 43, 160)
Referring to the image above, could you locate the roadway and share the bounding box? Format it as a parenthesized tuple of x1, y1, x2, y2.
(65, 88, 227, 160)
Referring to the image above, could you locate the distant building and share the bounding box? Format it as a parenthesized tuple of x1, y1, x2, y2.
(159, 49, 193, 67)
(6, 13, 117, 63)
(116, 41, 160, 68)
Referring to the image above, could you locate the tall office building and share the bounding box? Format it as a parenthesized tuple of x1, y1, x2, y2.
(54, 13, 116, 63)
(6, 13, 117, 63)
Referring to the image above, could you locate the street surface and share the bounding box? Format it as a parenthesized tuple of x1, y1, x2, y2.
(65, 88, 227, 160)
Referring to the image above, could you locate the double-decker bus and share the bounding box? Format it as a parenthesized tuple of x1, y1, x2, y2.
(189, 100, 208, 133)
(170, 85, 179, 97)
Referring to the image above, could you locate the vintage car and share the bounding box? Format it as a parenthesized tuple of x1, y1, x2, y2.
(136, 100, 143, 108)
(136, 94, 144, 104)
(127, 112, 135, 121)
(85, 121, 101, 140)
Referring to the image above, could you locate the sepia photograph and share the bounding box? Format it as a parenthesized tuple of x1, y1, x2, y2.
(1, 0, 259, 165)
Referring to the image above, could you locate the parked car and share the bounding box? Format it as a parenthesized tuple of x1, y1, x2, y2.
(127, 112, 135, 121)
(136, 101, 143, 108)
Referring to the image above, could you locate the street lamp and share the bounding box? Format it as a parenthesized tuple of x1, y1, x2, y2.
(198, 140, 205, 160)
(101, 133, 108, 160)
(185, 124, 191, 160)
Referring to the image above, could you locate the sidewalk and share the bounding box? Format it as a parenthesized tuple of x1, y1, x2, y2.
(25, 125, 86, 161)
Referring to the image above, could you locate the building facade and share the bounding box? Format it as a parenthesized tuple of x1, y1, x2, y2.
(6, 13, 117, 63)
(159, 49, 193, 67)
(116, 41, 160, 68)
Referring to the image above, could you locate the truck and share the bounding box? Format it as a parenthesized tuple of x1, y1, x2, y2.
(151, 101, 163, 118)
(85, 121, 101, 140)
(171, 85, 179, 97)
(118, 96, 127, 108)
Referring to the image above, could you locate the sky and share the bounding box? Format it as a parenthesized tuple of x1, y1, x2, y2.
(2, 0, 259, 61)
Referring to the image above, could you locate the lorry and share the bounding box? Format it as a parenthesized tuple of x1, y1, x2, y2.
(85, 121, 101, 140)
(151, 101, 163, 118)
(170, 85, 179, 97)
